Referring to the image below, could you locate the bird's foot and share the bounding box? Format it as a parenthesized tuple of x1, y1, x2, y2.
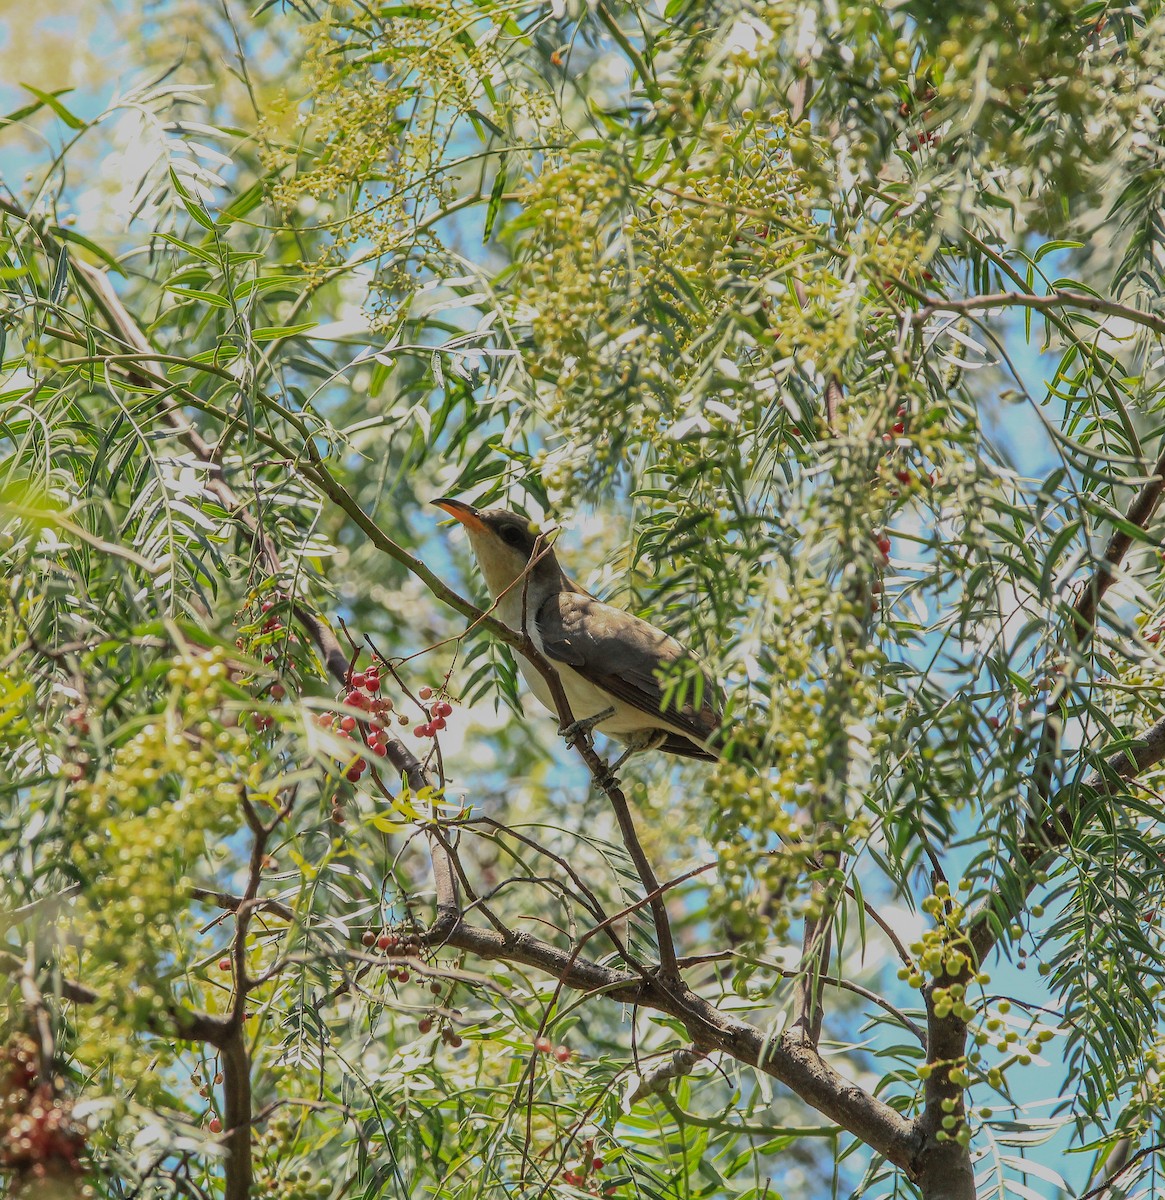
(596, 747, 635, 790)
(559, 706, 616, 748)
(595, 732, 668, 790)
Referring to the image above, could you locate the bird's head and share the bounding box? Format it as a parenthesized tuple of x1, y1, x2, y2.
(434, 499, 562, 600)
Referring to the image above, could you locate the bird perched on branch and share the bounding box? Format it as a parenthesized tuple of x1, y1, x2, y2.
(434, 498, 722, 764)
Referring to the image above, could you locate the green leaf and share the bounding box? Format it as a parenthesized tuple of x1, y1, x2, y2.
(1033, 239, 1084, 263)
(49, 246, 69, 305)
(168, 167, 216, 231)
(49, 226, 125, 275)
(165, 286, 231, 308)
(251, 322, 317, 342)
(483, 153, 508, 243)
(18, 84, 87, 129)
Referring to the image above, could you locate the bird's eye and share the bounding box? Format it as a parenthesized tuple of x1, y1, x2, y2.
(501, 527, 524, 548)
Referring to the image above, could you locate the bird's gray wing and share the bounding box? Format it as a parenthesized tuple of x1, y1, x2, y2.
(536, 590, 721, 750)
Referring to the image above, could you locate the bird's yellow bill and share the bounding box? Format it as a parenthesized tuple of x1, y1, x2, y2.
(433, 497, 488, 534)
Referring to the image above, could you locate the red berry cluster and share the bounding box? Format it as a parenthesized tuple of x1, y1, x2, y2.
(257, 593, 295, 653)
(189, 1065, 225, 1133)
(559, 1138, 614, 1195)
(899, 95, 941, 153)
(357, 926, 425, 983)
(413, 686, 453, 739)
(61, 706, 91, 784)
(433, 1022, 464, 1049)
(880, 405, 939, 495)
(235, 586, 311, 734)
(533, 1036, 572, 1063)
(237, 589, 301, 666)
(317, 662, 399, 786)
(0, 1035, 86, 1183)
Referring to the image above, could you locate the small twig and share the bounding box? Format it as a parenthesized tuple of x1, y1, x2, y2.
(841, 885, 913, 968)
(624, 1046, 706, 1105)
(1079, 1141, 1165, 1200)
(20, 953, 56, 1082)
(189, 887, 293, 923)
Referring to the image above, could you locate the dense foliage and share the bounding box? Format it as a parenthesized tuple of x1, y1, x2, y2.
(5, 2, 1165, 1198)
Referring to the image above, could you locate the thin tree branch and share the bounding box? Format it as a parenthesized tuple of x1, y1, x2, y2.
(0, 950, 230, 1044)
(1079, 1141, 1165, 1200)
(913, 289, 1165, 339)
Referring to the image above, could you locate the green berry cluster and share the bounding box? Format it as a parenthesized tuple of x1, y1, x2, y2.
(69, 646, 256, 972)
(898, 883, 984, 1003)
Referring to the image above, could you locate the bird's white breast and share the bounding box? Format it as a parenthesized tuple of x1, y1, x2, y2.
(493, 585, 702, 744)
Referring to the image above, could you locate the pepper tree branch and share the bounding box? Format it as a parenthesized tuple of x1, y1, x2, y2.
(967, 438, 1165, 965)
(5, 207, 925, 1177)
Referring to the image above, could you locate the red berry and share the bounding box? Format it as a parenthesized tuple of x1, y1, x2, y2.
(397, 969, 410, 983)
(892, 421, 905, 434)
(331, 806, 345, 823)
(896, 469, 911, 484)
(882, 432, 893, 444)
(361, 931, 376, 946)
(346, 767, 362, 783)
(344, 689, 368, 709)
(563, 1171, 580, 1186)
(377, 933, 395, 950)
(209, 1116, 222, 1133)
(270, 683, 285, 700)
(365, 674, 381, 692)
(592, 1158, 604, 1170)
(349, 671, 366, 688)
(377, 697, 395, 714)
(534, 1036, 553, 1053)
(418, 686, 433, 700)
(876, 536, 891, 556)
(447, 1033, 462, 1047)
(418, 1017, 433, 1034)
(219, 958, 231, 971)
(414, 724, 428, 737)
(432, 717, 446, 731)
(435, 700, 453, 717)
(339, 715, 357, 732)
(555, 1045, 571, 1062)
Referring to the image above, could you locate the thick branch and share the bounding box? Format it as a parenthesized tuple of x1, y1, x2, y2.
(433, 910, 920, 1171)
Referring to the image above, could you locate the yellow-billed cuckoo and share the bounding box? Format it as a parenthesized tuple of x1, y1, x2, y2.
(434, 499, 721, 762)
